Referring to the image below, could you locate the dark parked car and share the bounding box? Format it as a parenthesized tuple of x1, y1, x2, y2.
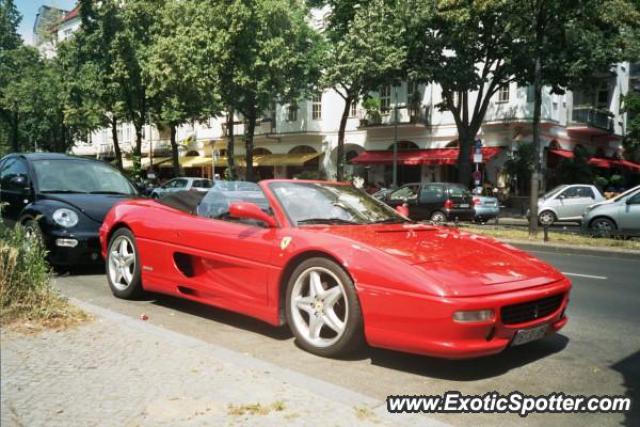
(381, 182, 475, 222)
(0, 153, 137, 266)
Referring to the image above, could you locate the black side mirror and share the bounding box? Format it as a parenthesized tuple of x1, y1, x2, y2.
(10, 175, 27, 186)
(626, 198, 633, 205)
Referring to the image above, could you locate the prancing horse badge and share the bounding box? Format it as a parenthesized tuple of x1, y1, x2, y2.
(280, 236, 292, 250)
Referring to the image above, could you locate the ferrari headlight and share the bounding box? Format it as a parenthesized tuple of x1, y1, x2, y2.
(453, 309, 494, 323)
(52, 208, 79, 228)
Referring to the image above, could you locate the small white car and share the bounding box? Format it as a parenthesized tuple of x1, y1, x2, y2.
(533, 184, 605, 225)
(150, 177, 213, 199)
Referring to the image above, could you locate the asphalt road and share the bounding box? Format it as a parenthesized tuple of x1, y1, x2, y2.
(54, 249, 640, 427)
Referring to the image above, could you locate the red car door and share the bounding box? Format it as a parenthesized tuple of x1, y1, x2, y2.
(173, 215, 278, 305)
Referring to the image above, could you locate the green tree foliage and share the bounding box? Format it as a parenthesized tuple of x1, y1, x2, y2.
(320, 0, 406, 181)
(212, 0, 322, 181)
(64, 0, 129, 169)
(406, 0, 521, 187)
(1, 5, 70, 156)
(146, 0, 221, 176)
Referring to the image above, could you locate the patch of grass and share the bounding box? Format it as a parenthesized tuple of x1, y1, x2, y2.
(458, 224, 640, 251)
(354, 405, 376, 421)
(227, 401, 286, 417)
(0, 224, 90, 331)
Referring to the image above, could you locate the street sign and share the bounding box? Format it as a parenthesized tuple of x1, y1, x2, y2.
(474, 139, 482, 149)
(472, 170, 482, 182)
(473, 153, 483, 163)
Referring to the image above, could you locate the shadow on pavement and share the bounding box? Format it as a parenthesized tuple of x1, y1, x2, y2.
(611, 350, 640, 427)
(54, 264, 105, 276)
(364, 333, 570, 381)
(151, 294, 293, 341)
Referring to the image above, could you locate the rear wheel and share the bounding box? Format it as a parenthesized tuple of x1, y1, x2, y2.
(590, 217, 616, 238)
(430, 211, 447, 224)
(285, 257, 364, 358)
(106, 228, 143, 299)
(538, 211, 556, 226)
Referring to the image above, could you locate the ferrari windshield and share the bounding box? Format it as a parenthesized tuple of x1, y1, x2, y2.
(270, 181, 409, 226)
(33, 159, 136, 195)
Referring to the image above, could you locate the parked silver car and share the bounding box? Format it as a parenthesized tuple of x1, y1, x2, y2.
(472, 195, 500, 222)
(531, 184, 605, 225)
(150, 177, 213, 199)
(582, 186, 640, 237)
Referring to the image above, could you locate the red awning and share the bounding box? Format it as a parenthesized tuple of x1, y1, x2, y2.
(588, 157, 615, 168)
(351, 147, 502, 166)
(613, 159, 640, 173)
(549, 149, 575, 159)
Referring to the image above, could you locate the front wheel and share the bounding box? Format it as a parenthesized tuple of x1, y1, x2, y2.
(430, 211, 447, 224)
(106, 228, 143, 299)
(590, 217, 616, 238)
(538, 211, 556, 226)
(285, 257, 364, 358)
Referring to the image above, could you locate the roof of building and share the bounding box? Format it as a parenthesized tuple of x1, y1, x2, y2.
(61, 5, 80, 23)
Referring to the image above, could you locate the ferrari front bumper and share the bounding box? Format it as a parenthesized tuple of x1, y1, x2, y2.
(358, 278, 571, 359)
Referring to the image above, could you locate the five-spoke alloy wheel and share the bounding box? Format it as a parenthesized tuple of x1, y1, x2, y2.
(107, 228, 143, 299)
(286, 257, 364, 357)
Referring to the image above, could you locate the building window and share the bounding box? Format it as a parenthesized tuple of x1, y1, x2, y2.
(287, 104, 298, 122)
(407, 80, 419, 102)
(596, 88, 609, 109)
(312, 94, 322, 120)
(350, 100, 357, 117)
(497, 85, 510, 103)
(380, 85, 391, 113)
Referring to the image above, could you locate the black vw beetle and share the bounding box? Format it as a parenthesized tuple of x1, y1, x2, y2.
(0, 153, 137, 266)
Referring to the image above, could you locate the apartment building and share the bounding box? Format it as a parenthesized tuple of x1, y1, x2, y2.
(34, 4, 636, 185)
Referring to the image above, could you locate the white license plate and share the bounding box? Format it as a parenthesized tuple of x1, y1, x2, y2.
(459, 204, 470, 208)
(511, 324, 549, 346)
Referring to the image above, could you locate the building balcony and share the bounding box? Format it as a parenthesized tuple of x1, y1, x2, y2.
(221, 118, 275, 137)
(568, 107, 614, 134)
(357, 106, 430, 129)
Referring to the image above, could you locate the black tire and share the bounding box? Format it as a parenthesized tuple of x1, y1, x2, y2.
(538, 210, 556, 226)
(590, 217, 616, 238)
(430, 210, 447, 224)
(22, 219, 44, 244)
(106, 228, 143, 299)
(285, 257, 364, 358)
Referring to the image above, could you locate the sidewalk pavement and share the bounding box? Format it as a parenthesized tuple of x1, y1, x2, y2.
(1, 300, 450, 427)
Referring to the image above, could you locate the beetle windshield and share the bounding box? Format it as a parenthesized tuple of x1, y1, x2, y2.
(270, 181, 409, 226)
(33, 159, 136, 195)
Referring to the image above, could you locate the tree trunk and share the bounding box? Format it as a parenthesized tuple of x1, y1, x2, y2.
(170, 124, 181, 177)
(111, 117, 123, 171)
(133, 121, 143, 179)
(336, 97, 352, 181)
(10, 110, 19, 152)
(245, 108, 257, 182)
(456, 130, 474, 186)
(226, 108, 236, 180)
(528, 56, 543, 237)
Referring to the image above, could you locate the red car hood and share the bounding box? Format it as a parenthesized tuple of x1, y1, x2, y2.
(314, 223, 563, 297)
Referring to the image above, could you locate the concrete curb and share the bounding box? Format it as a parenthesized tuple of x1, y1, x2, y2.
(502, 239, 640, 259)
(70, 298, 453, 427)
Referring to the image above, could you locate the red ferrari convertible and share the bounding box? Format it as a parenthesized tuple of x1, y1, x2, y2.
(100, 180, 571, 359)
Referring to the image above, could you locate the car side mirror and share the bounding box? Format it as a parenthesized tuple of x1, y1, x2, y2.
(228, 202, 277, 227)
(10, 175, 27, 186)
(626, 198, 633, 205)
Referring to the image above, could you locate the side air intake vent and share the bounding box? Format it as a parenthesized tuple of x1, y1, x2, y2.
(173, 252, 195, 278)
